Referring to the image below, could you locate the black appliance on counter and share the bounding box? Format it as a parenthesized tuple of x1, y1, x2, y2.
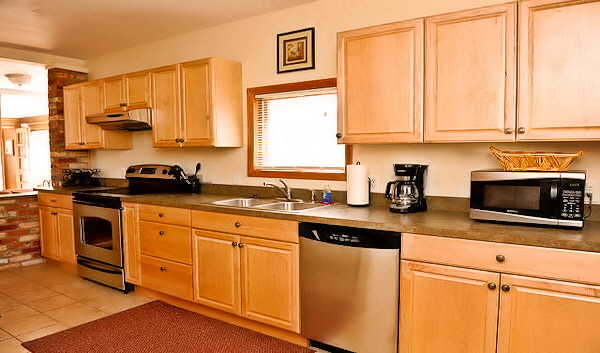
(385, 164, 428, 213)
(71, 164, 200, 292)
(470, 169, 587, 228)
(62, 169, 101, 187)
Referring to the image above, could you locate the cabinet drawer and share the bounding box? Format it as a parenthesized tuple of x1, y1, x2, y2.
(38, 193, 73, 209)
(191, 210, 298, 243)
(139, 221, 191, 264)
(402, 233, 600, 285)
(140, 254, 193, 301)
(138, 204, 190, 226)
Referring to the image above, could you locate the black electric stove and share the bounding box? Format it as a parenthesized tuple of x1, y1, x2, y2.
(72, 164, 199, 293)
(72, 164, 199, 208)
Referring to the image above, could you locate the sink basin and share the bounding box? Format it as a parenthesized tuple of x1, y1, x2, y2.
(213, 198, 324, 212)
(212, 198, 276, 207)
(255, 201, 323, 212)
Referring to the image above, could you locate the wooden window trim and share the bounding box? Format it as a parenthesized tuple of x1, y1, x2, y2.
(247, 78, 352, 181)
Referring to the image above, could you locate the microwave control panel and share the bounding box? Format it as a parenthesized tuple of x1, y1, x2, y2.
(560, 180, 584, 219)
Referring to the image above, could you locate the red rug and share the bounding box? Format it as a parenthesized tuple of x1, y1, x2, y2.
(22, 301, 314, 353)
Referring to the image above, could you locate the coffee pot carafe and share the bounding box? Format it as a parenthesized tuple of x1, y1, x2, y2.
(385, 164, 427, 213)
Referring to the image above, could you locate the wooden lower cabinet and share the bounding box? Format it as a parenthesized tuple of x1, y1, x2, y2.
(193, 228, 300, 332)
(400, 233, 600, 353)
(497, 274, 600, 353)
(140, 254, 193, 301)
(38, 194, 76, 265)
(400, 261, 499, 353)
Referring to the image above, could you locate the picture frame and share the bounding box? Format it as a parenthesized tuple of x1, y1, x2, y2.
(277, 27, 315, 73)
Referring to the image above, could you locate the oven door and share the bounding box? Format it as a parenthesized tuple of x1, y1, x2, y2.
(73, 202, 123, 267)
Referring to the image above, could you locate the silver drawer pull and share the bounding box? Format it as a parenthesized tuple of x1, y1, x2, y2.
(160, 267, 166, 271)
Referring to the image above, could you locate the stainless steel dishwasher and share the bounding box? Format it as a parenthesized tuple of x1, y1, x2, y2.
(299, 222, 400, 353)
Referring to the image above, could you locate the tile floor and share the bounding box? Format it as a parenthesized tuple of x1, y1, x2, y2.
(0, 262, 153, 353)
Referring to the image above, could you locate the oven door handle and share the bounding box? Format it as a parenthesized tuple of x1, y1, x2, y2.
(77, 258, 122, 275)
(74, 200, 105, 207)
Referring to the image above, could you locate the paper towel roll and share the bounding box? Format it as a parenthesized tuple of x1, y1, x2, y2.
(347, 164, 370, 206)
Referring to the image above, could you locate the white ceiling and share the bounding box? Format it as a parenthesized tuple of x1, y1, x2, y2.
(0, 0, 318, 118)
(0, 0, 318, 60)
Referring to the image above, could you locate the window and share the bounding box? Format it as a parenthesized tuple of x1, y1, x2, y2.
(248, 78, 351, 180)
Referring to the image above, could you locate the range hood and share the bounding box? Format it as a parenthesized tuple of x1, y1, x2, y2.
(86, 108, 152, 131)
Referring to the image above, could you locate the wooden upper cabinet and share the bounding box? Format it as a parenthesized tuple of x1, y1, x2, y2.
(151, 57, 242, 147)
(180, 60, 211, 145)
(102, 71, 152, 113)
(424, 3, 517, 142)
(64, 81, 132, 150)
(337, 19, 424, 143)
(151, 65, 181, 147)
(518, 0, 600, 141)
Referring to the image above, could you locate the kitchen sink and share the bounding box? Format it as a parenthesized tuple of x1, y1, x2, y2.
(212, 198, 324, 212)
(255, 201, 323, 211)
(212, 198, 276, 207)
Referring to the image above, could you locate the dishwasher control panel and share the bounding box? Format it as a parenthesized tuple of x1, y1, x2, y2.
(299, 222, 400, 249)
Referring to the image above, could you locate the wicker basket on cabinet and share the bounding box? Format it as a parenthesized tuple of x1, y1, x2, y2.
(489, 146, 587, 171)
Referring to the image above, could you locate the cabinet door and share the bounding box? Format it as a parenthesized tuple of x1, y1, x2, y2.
(102, 77, 124, 113)
(124, 71, 152, 110)
(518, 0, 600, 140)
(240, 236, 300, 332)
(337, 19, 424, 143)
(400, 260, 499, 353)
(424, 3, 517, 142)
(151, 65, 181, 147)
(122, 202, 141, 285)
(80, 81, 104, 148)
(56, 209, 75, 265)
(39, 206, 59, 261)
(193, 229, 241, 315)
(497, 274, 600, 353)
(63, 85, 84, 149)
(180, 60, 211, 146)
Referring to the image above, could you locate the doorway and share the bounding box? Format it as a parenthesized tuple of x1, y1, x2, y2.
(0, 58, 50, 190)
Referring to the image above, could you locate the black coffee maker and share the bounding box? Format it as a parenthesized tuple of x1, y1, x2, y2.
(385, 164, 428, 213)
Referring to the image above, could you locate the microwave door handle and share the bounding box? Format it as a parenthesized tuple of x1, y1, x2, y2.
(550, 182, 559, 200)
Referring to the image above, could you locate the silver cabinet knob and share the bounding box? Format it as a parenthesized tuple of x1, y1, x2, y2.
(504, 128, 513, 134)
(488, 283, 497, 290)
(496, 254, 506, 263)
(232, 242, 238, 247)
(234, 222, 241, 228)
(501, 284, 511, 292)
(517, 127, 526, 134)
(159, 230, 165, 235)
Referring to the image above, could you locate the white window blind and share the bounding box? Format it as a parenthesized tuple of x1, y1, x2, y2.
(254, 87, 345, 173)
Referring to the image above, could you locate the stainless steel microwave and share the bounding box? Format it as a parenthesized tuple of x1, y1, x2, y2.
(470, 170, 586, 228)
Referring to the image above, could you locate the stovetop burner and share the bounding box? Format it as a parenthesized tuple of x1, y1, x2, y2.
(72, 164, 200, 208)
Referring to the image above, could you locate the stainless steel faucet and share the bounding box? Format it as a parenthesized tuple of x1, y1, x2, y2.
(263, 179, 292, 200)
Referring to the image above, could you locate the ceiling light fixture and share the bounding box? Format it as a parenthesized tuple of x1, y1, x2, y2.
(4, 73, 32, 86)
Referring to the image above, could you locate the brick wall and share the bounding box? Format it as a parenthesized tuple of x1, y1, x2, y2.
(0, 195, 42, 268)
(48, 68, 91, 184)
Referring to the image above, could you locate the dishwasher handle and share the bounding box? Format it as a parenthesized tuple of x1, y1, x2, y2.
(299, 222, 400, 249)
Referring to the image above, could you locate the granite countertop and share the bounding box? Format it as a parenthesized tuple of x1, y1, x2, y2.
(36, 188, 600, 253)
(122, 193, 600, 253)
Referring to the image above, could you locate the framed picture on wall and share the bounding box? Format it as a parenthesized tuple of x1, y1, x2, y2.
(277, 27, 315, 73)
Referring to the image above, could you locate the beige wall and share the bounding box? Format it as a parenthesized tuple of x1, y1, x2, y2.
(86, 0, 600, 199)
